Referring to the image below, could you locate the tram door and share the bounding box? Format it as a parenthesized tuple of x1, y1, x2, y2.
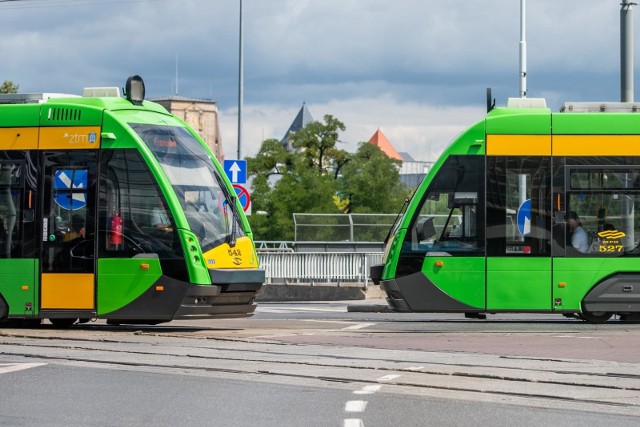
(486, 156, 552, 310)
(40, 151, 97, 313)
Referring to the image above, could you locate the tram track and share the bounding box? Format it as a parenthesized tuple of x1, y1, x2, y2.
(1, 331, 640, 416)
(4, 330, 640, 389)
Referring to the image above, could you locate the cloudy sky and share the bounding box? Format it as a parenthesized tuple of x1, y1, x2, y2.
(0, 0, 631, 161)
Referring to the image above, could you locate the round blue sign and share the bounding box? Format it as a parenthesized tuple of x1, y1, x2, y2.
(517, 199, 531, 237)
(53, 169, 87, 210)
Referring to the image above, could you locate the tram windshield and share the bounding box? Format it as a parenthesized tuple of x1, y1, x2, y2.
(131, 124, 245, 251)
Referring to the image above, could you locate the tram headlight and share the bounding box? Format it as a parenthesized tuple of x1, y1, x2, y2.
(125, 75, 145, 105)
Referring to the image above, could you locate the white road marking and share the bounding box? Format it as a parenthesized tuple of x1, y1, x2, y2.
(345, 400, 368, 412)
(353, 385, 382, 395)
(344, 419, 364, 427)
(299, 319, 378, 330)
(258, 307, 345, 313)
(0, 363, 47, 375)
(553, 335, 599, 339)
(341, 322, 377, 331)
(378, 374, 401, 382)
(403, 366, 425, 371)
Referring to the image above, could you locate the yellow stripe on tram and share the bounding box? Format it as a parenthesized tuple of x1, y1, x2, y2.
(486, 134, 551, 156)
(0, 127, 39, 149)
(552, 135, 640, 156)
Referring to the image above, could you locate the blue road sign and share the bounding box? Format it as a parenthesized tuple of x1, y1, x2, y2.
(232, 184, 251, 213)
(54, 169, 87, 210)
(223, 159, 247, 184)
(517, 199, 531, 237)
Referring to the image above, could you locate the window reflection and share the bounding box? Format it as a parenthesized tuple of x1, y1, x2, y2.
(98, 149, 181, 261)
(403, 156, 485, 256)
(130, 124, 243, 251)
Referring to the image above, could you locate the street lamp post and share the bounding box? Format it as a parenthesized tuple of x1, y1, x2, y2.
(237, 0, 244, 159)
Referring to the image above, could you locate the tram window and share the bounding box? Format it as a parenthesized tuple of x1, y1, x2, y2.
(567, 191, 640, 256)
(563, 159, 640, 257)
(403, 155, 485, 256)
(571, 169, 640, 191)
(98, 149, 181, 260)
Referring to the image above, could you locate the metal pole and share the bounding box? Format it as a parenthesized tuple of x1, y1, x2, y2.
(237, 0, 244, 159)
(621, 0, 635, 102)
(519, 0, 527, 98)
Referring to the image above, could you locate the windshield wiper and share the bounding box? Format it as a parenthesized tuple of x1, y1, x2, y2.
(225, 195, 239, 248)
(217, 181, 240, 248)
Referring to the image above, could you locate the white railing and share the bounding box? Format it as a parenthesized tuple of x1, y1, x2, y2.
(258, 252, 384, 288)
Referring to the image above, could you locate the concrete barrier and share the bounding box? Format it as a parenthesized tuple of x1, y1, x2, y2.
(256, 283, 387, 302)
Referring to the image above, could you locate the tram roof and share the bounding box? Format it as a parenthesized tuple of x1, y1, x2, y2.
(486, 98, 640, 135)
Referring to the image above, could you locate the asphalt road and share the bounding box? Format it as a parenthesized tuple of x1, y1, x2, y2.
(1, 301, 640, 426)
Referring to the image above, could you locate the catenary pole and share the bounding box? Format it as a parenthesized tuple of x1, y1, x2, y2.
(519, 0, 527, 98)
(621, 0, 635, 102)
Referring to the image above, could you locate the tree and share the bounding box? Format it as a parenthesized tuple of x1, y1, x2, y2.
(0, 80, 19, 94)
(246, 115, 408, 241)
(289, 114, 349, 176)
(339, 142, 409, 214)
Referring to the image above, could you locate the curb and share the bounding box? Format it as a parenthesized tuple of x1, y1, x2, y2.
(347, 304, 391, 313)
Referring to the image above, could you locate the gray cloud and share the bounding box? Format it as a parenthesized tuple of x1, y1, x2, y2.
(0, 0, 635, 159)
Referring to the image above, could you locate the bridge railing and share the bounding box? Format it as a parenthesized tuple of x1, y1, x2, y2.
(258, 252, 384, 288)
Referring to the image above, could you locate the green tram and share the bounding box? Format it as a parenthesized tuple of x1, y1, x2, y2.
(0, 76, 264, 327)
(372, 98, 640, 323)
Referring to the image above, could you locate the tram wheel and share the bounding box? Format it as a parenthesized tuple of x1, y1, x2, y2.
(49, 318, 78, 328)
(579, 311, 612, 324)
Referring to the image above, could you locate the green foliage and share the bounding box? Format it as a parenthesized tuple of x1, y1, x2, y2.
(290, 115, 349, 176)
(0, 80, 19, 94)
(339, 142, 409, 214)
(246, 115, 410, 241)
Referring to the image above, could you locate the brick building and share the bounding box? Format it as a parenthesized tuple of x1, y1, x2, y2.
(154, 96, 223, 161)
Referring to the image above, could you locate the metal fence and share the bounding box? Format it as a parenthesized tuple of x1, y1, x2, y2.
(258, 252, 384, 288)
(293, 213, 397, 242)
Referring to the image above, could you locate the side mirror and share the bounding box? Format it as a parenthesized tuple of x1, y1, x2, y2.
(416, 217, 436, 241)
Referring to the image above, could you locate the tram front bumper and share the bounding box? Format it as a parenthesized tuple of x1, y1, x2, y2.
(173, 268, 265, 319)
(379, 278, 412, 312)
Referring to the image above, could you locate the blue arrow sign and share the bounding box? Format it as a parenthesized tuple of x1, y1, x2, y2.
(223, 159, 247, 184)
(53, 169, 87, 210)
(517, 199, 531, 237)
